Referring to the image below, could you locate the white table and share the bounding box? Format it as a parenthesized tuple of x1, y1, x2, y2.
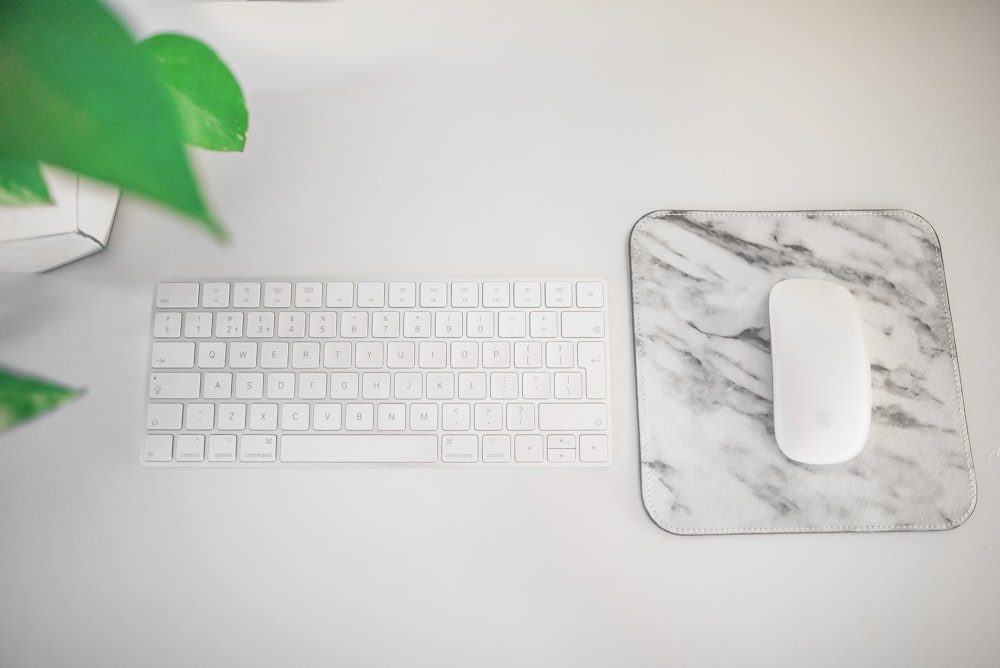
(3, 1, 999, 665)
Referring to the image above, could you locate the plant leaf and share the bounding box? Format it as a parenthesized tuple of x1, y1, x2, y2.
(0, 156, 51, 205)
(0, 368, 83, 431)
(140, 34, 248, 152)
(0, 0, 226, 239)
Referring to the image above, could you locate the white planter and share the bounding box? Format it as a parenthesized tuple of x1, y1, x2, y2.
(0, 167, 120, 272)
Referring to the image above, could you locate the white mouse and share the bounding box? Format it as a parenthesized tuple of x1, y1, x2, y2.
(768, 278, 871, 465)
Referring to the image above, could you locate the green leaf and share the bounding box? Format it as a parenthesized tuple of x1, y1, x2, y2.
(0, 156, 51, 205)
(140, 34, 248, 152)
(0, 368, 83, 431)
(0, 0, 226, 240)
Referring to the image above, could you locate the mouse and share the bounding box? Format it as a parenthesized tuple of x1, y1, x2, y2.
(768, 278, 871, 465)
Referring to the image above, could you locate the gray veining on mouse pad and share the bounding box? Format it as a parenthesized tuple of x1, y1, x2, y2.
(630, 210, 975, 534)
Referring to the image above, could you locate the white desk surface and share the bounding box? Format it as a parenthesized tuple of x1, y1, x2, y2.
(2, 1, 999, 666)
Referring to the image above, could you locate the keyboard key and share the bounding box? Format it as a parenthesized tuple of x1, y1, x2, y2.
(442, 435, 478, 462)
(266, 373, 294, 399)
(292, 342, 321, 369)
(403, 312, 431, 338)
(201, 283, 230, 308)
(218, 403, 246, 430)
(420, 282, 447, 307)
(578, 342, 607, 399)
(234, 373, 264, 400)
(215, 312, 244, 338)
(345, 403, 375, 430)
(207, 435, 237, 462)
(186, 403, 215, 430)
(529, 312, 557, 337)
(184, 312, 213, 338)
(295, 282, 323, 308)
(547, 447, 576, 463)
(280, 435, 438, 463)
(538, 403, 607, 431)
(466, 312, 495, 338)
(513, 282, 541, 307)
(498, 312, 526, 338)
(576, 282, 604, 308)
(377, 403, 407, 430)
(153, 313, 182, 338)
(326, 282, 353, 307)
(233, 282, 261, 308)
(545, 282, 573, 307)
(409, 403, 438, 430)
(240, 435, 277, 462)
(482, 435, 511, 462)
(151, 342, 195, 368)
(249, 403, 278, 430)
(264, 282, 292, 308)
(229, 342, 258, 369)
(506, 403, 535, 430)
(323, 342, 351, 369)
(175, 435, 205, 462)
(280, 404, 309, 430)
(278, 312, 306, 337)
(561, 312, 605, 338)
(341, 312, 368, 338)
(357, 282, 385, 307)
(482, 282, 510, 308)
(312, 404, 342, 430)
(203, 373, 233, 399)
(260, 342, 289, 368)
(149, 373, 200, 399)
(147, 403, 183, 430)
(309, 312, 337, 337)
(451, 282, 478, 307)
(388, 282, 416, 307)
(514, 435, 544, 462)
(143, 435, 173, 462)
(247, 313, 274, 338)
(156, 283, 199, 308)
(580, 435, 609, 463)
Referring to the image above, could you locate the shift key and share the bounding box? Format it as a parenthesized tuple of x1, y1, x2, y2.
(538, 403, 607, 431)
(149, 373, 201, 399)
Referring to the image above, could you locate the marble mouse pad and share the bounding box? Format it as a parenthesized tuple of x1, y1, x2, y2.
(630, 210, 975, 534)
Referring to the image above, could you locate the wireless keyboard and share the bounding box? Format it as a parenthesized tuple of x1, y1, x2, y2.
(142, 279, 612, 466)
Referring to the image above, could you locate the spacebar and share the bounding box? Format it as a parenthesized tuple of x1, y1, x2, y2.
(280, 435, 438, 463)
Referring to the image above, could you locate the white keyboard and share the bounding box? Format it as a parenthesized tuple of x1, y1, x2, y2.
(142, 279, 612, 466)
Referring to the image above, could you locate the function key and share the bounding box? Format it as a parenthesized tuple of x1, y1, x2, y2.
(451, 282, 479, 308)
(357, 282, 386, 307)
(544, 282, 573, 308)
(420, 282, 447, 307)
(233, 282, 261, 308)
(264, 282, 292, 308)
(575, 281, 604, 308)
(156, 282, 199, 308)
(513, 282, 541, 308)
(482, 282, 510, 308)
(388, 282, 417, 307)
(295, 282, 324, 308)
(201, 282, 230, 308)
(326, 282, 354, 308)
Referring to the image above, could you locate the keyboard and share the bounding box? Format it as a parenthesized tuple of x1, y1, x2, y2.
(142, 279, 612, 466)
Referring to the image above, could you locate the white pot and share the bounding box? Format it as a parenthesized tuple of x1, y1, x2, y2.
(0, 167, 120, 272)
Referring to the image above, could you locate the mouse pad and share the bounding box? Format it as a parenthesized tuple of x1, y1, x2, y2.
(630, 210, 976, 534)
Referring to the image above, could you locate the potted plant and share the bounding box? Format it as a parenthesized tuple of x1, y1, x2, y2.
(0, 0, 249, 430)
